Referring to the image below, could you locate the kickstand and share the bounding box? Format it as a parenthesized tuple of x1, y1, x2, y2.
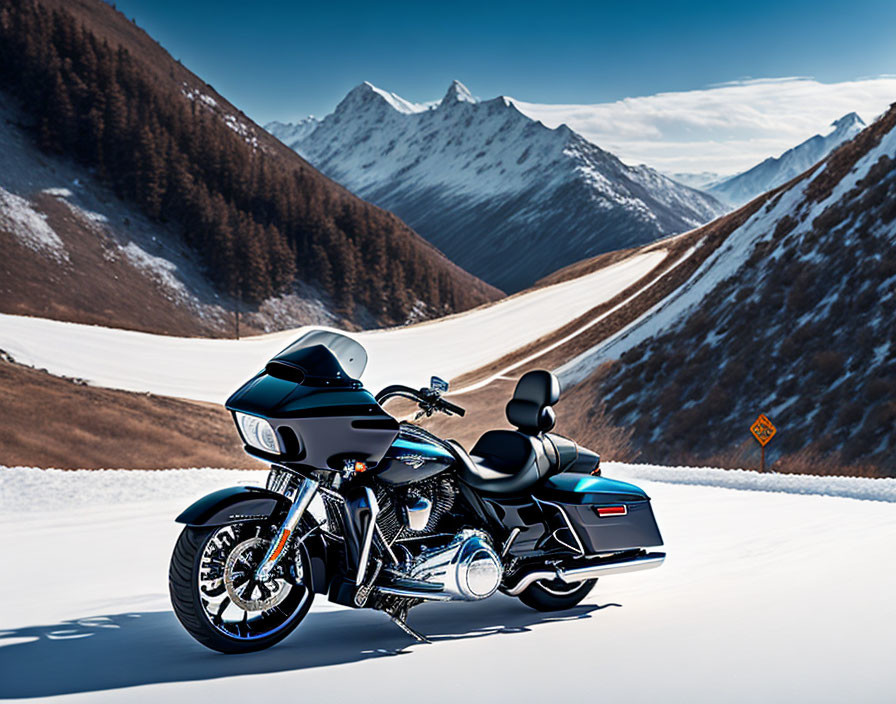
(390, 613, 431, 644)
(387, 602, 430, 643)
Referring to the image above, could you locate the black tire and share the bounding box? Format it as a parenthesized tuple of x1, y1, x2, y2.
(169, 524, 313, 654)
(518, 578, 597, 612)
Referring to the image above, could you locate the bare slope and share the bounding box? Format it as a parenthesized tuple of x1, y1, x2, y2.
(0, 355, 258, 469)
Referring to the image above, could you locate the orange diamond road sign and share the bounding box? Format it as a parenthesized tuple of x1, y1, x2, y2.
(750, 414, 776, 446)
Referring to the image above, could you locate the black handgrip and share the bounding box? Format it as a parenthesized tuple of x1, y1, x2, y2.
(439, 398, 466, 417)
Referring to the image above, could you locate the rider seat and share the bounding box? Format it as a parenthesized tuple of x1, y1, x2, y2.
(449, 370, 561, 495)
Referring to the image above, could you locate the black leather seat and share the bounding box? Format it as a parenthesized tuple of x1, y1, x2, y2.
(449, 370, 562, 495)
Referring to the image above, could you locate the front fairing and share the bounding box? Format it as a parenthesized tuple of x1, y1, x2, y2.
(226, 373, 399, 469)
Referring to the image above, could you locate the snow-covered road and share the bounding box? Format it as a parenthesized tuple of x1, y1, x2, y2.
(0, 251, 665, 403)
(1, 465, 894, 703)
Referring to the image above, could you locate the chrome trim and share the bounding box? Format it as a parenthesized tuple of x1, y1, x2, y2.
(354, 486, 380, 586)
(501, 527, 521, 558)
(402, 529, 502, 601)
(374, 522, 399, 564)
(533, 497, 586, 556)
(504, 552, 665, 596)
(549, 527, 580, 553)
(505, 570, 555, 595)
(375, 586, 452, 601)
(318, 485, 346, 502)
(405, 495, 432, 531)
(255, 477, 319, 581)
(560, 553, 665, 582)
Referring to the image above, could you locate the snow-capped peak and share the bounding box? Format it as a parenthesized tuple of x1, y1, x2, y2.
(338, 81, 431, 115)
(289, 79, 725, 291)
(440, 80, 477, 106)
(831, 111, 865, 133)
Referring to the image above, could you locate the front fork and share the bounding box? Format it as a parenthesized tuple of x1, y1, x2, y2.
(255, 477, 319, 582)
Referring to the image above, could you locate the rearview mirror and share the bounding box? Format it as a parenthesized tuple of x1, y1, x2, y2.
(430, 376, 449, 393)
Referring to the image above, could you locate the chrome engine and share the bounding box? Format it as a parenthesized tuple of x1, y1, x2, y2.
(402, 529, 503, 600)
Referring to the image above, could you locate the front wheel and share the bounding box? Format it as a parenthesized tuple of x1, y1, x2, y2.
(518, 577, 597, 612)
(169, 522, 314, 653)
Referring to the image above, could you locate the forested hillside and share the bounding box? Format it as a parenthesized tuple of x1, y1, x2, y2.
(564, 104, 896, 474)
(0, 0, 499, 326)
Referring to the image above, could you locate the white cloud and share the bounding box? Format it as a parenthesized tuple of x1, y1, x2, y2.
(509, 77, 896, 175)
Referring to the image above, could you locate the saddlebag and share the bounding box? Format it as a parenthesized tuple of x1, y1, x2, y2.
(534, 474, 663, 554)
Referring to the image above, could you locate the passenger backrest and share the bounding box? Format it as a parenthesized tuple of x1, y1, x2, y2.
(506, 370, 560, 434)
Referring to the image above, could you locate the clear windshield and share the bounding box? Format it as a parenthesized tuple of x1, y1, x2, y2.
(274, 330, 368, 379)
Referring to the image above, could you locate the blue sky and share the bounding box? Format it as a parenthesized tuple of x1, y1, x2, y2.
(110, 0, 896, 124)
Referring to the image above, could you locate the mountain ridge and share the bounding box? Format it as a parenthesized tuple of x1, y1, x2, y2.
(708, 112, 866, 206)
(268, 80, 727, 292)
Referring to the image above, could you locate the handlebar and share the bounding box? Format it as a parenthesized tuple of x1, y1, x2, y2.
(437, 398, 466, 417)
(375, 384, 466, 418)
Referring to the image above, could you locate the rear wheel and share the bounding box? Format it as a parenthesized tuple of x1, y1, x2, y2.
(518, 577, 597, 612)
(169, 522, 314, 653)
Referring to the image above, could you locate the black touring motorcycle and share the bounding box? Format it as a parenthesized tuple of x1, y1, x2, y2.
(169, 331, 664, 652)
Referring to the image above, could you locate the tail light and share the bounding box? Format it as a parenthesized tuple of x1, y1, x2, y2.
(596, 505, 628, 517)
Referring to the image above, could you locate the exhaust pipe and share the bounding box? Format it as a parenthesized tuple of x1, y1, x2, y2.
(504, 551, 665, 596)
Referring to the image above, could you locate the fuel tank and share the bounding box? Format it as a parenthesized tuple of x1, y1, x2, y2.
(374, 423, 456, 486)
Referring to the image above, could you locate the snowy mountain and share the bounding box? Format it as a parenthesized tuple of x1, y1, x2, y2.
(264, 117, 320, 156)
(665, 171, 724, 190)
(708, 113, 866, 206)
(268, 81, 727, 291)
(559, 103, 896, 471)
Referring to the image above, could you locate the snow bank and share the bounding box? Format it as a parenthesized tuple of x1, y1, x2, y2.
(0, 467, 262, 513)
(4, 463, 893, 517)
(608, 462, 896, 503)
(0, 186, 69, 262)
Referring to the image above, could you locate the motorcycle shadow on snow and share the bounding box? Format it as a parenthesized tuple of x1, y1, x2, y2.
(0, 596, 618, 698)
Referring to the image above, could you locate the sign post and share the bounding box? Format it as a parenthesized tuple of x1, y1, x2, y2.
(750, 414, 777, 472)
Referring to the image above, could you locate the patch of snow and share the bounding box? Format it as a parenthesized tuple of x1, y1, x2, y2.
(181, 85, 218, 109)
(223, 113, 259, 149)
(0, 186, 69, 263)
(119, 242, 190, 301)
(42, 187, 110, 225)
(41, 187, 73, 198)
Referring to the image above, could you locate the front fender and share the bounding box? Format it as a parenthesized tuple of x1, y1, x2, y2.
(175, 486, 333, 594)
(175, 486, 290, 527)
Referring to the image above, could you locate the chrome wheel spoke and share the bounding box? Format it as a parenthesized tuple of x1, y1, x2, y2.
(197, 525, 308, 641)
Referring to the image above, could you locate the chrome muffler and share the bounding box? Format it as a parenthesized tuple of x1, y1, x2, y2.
(504, 551, 665, 596)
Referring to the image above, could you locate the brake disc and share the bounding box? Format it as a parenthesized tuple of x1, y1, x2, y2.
(223, 536, 293, 612)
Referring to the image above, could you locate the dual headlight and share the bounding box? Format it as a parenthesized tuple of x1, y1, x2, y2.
(235, 412, 280, 454)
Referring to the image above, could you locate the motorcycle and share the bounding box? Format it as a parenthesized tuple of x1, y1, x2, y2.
(169, 331, 664, 652)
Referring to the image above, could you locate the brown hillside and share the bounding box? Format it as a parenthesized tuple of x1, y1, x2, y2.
(0, 0, 500, 333)
(584, 103, 896, 473)
(0, 354, 262, 469)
